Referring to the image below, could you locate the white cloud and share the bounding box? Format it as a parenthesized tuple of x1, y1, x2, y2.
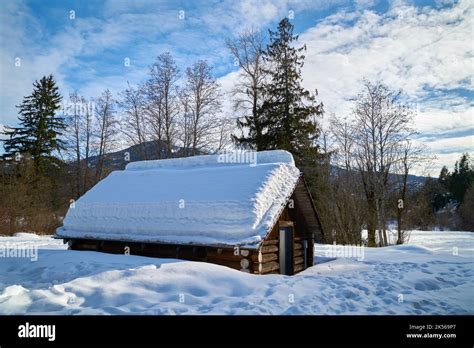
(217, 70, 241, 117)
(424, 135, 474, 153)
(217, 0, 473, 175)
(0, 0, 302, 127)
(1, 0, 472, 175)
(415, 107, 473, 136)
(0, 1, 183, 128)
(297, 0, 473, 175)
(300, 0, 473, 111)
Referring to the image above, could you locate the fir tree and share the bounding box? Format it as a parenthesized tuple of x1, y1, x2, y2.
(436, 153, 473, 206)
(258, 18, 323, 163)
(438, 165, 449, 187)
(449, 153, 473, 203)
(2, 75, 64, 171)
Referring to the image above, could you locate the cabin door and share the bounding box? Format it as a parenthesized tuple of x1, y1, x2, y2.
(279, 223, 294, 275)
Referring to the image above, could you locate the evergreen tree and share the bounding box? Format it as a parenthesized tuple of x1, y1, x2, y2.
(258, 18, 323, 163)
(459, 185, 474, 230)
(1, 75, 64, 171)
(438, 165, 449, 187)
(436, 154, 473, 203)
(449, 153, 473, 203)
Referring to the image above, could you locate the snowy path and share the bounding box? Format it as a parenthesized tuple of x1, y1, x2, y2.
(0, 231, 472, 315)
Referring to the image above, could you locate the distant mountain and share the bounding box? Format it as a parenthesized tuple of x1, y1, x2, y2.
(399, 173, 429, 186)
(85, 141, 429, 186)
(85, 140, 203, 171)
(329, 164, 428, 189)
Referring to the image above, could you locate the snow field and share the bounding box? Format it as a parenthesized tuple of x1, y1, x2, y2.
(0, 231, 472, 315)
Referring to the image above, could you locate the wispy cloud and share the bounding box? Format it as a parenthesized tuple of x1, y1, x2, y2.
(293, 0, 473, 174)
(0, 0, 472, 175)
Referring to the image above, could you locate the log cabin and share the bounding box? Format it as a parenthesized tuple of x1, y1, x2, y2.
(55, 150, 324, 275)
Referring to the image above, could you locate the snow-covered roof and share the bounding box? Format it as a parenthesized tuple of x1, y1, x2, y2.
(55, 150, 300, 248)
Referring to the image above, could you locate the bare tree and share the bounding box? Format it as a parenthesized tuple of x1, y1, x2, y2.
(352, 80, 417, 247)
(119, 82, 148, 159)
(327, 115, 366, 244)
(394, 140, 430, 244)
(330, 116, 356, 172)
(64, 91, 85, 197)
(82, 98, 93, 191)
(146, 53, 180, 157)
(94, 89, 117, 181)
(178, 89, 193, 154)
(63, 92, 95, 196)
(226, 29, 267, 149)
(180, 60, 222, 155)
(143, 83, 164, 158)
(214, 117, 234, 152)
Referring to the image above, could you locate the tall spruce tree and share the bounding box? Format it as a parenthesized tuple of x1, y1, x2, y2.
(258, 18, 323, 163)
(444, 153, 473, 203)
(2, 75, 64, 171)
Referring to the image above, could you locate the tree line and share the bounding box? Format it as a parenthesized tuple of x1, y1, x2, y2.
(417, 154, 474, 231)
(1, 18, 471, 241)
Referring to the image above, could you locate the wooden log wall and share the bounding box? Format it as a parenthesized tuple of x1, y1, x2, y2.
(252, 239, 279, 274)
(67, 234, 312, 275)
(292, 236, 314, 274)
(69, 239, 262, 273)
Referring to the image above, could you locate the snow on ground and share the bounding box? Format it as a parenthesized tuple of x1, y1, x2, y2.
(0, 231, 472, 315)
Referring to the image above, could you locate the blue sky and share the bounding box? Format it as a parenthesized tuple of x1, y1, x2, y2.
(0, 0, 472, 175)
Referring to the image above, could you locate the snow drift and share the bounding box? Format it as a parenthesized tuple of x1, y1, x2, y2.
(0, 231, 472, 315)
(55, 150, 300, 247)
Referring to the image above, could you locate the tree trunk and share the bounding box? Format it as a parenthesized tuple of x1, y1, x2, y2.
(367, 226, 376, 247)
